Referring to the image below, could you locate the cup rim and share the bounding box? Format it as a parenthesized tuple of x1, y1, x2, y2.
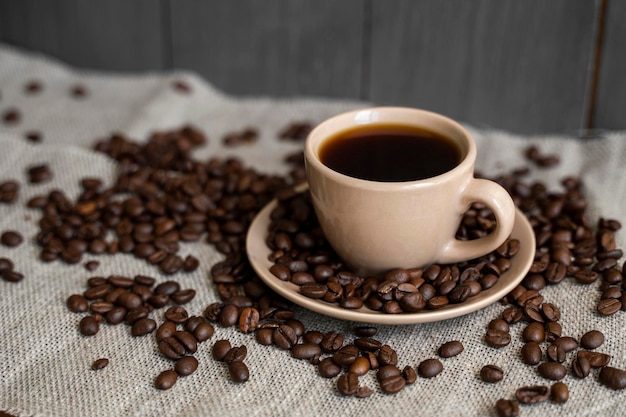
(304, 106, 477, 190)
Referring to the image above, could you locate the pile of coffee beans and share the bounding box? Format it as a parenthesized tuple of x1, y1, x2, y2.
(66, 274, 198, 338)
(2, 107, 622, 413)
(265, 189, 519, 314)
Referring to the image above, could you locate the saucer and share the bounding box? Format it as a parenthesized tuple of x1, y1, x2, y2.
(246, 187, 535, 325)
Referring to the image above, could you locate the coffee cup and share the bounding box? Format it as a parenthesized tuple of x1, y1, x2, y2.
(304, 107, 516, 276)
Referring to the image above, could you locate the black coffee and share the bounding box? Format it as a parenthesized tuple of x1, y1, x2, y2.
(319, 124, 462, 182)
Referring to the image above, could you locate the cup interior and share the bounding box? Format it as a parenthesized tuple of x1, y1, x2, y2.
(306, 107, 474, 185)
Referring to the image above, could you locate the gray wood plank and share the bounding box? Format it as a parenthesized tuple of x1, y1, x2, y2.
(170, 0, 364, 98)
(0, 0, 165, 71)
(368, 0, 598, 135)
(594, 0, 626, 130)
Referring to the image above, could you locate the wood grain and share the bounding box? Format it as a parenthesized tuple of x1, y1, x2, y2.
(593, 0, 626, 131)
(170, 0, 365, 98)
(0, 0, 165, 71)
(367, 0, 598, 134)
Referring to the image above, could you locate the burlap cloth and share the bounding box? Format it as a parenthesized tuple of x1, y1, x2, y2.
(0, 44, 624, 417)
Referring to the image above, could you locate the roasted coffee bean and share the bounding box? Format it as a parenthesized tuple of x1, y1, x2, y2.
(515, 385, 550, 404)
(219, 304, 239, 327)
(171, 289, 196, 305)
(255, 328, 274, 346)
(520, 341, 542, 365)
(551, 382, 569, 403)
(333, 344, 359, 366)
(598, 366, 626, 390)
(577, 350, 611, 368)
(485, 328, 511, 348)
(553, 336, 578, 352)
(90, 301, 114, 314)
(354, 337, 382, 352)
(67, 294, 89, 312)
(159, 331, 197, 360)
(337, 372, 359, 396)
(1, 231, 23, 247)
(91, 358, 109, 370)
(193, 322, 215, 343)
(378, 345, 398, 366)
(546, 344, 566, 363)
(175, 356, 199, 376)
(131, 317, 157, 337)
(320, 332, 344, 353)
(79, 316, 99, 336)
(156, 321, 177, 342)
(273, 324, 298, 350)
(356, 386, 374, 398)
(303, 330, 325, 345)
(538, 361, 566, 380)
(379, 374, 406, 394)
(438, 340, 464, 358)
(348, 357, 371, 376)
(580, 330, 604, 350)
(318, 357, 342, 378)
(164, 305, 189, 324)
(501, 307, 523, 324)
(540, 303, 561, 322)
(480, 364, 504, 383)
(291, 343, 322, 360)
(0, 180, 19, 203)
(155, 280, 180, 296)
(224, 345, 247, 363)
(228, 361, 250, 383)
(487, 319, 509, 333)
(417, 358, 443, 378)
(402, 365, 417, 384)
(597, 298, 622, 315)
(27, 164, 53, 184)
(495, 398, 519, 417)
(212, 339, 232, 361)
(238, 307, 259, 333)
(545, 321, 562, 343)
(522, 322, 545, 343)
(571, 353, 591, 379)
(155, 369, 178, 390)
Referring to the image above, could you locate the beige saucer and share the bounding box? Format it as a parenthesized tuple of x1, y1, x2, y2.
(246, 187, 535, 324)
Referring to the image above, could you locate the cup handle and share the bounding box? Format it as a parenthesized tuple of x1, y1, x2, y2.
(439, 178, 516, 264)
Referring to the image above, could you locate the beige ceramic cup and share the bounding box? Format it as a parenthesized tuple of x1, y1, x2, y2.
(304, 107, 516, 276)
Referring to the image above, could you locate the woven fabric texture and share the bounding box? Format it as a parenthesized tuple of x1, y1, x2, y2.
(0, 44, 624, 417)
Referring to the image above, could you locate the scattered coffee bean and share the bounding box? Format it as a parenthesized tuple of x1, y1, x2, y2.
(79, 316, 99, 336)
(212, 340, 232, 361)
(538, 362, 566, 380)
(571, 353, 591, 379)
(227, 360, 250, 383)
(516, 385, 550, 404)
(551, 381, 569, 403)
(495, 398, 519, 417)
(485, 328, 511, 348)
(521, 342, 542, 365)
(438, 340, 464, 358)
(1, 231, 23, 248)
(155, 369, 178, 390)
(417, 358, 443, 378)
(91, 358, 109, 370)
(480, 365, 504, 383)
(598, 366, 626, 390)
(0, 180, 19, 203)
(175, 356, 199, 376)
(337, 372, 359, 396)
(26, 164, 53, 184)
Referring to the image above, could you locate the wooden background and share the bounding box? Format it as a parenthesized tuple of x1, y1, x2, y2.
(0, 0, 622, 135)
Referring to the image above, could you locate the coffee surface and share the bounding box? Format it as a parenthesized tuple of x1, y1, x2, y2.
(319, 124, 462, 182)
